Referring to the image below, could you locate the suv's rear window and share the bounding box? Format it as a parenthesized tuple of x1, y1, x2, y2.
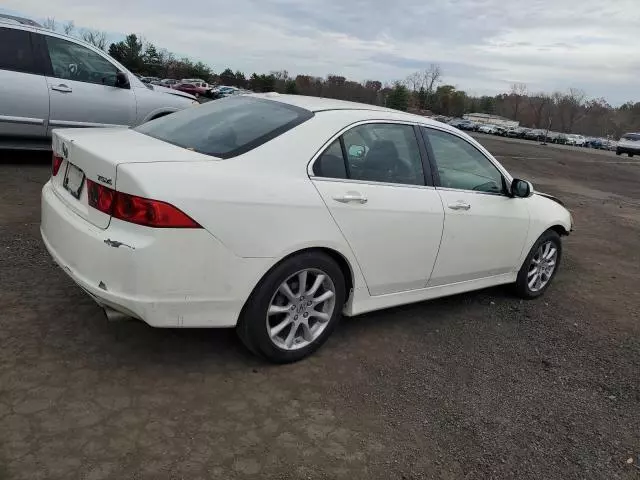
(135, 96, 314, 158)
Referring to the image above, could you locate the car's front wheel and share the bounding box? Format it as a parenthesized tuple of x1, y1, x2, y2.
(237, 252, 346, 363)
(515, 230, 562, 299)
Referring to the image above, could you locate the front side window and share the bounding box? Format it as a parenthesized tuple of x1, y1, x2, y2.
(45, 36, 118, 86)
(424, 128, 505, 194)
(136, 96, 314, 158)
(314, 123, 425, 186)
(0, 27, 36, 74)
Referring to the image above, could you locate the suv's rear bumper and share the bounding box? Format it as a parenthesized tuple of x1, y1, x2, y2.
(41, 180, 272, 327)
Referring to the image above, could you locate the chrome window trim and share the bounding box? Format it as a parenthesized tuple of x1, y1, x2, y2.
(436, 186, 508, 197)
(309, 175, 437, 190)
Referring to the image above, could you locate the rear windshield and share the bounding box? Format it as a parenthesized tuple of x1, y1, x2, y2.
(135, 96, 314, 158)
(622, 133, 640, 141)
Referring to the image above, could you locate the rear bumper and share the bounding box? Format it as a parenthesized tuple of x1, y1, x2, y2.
(41, 180, 272, 327)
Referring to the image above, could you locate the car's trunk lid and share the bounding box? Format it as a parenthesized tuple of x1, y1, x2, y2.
(51, 128, 214, 229)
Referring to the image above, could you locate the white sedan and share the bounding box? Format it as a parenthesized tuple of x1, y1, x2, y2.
(41, 94, 572, 362)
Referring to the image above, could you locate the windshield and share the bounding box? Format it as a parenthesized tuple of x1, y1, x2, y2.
(135, 96, 313, 158)
(622, 133, 640, 141)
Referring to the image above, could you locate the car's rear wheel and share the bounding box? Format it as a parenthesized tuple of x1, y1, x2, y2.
(515, 230, 562, 299)
(237, 252, 346, 363)
(628, 153, 634, 158)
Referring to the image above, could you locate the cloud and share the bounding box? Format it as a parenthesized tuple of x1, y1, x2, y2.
(3, 0, 639, 104)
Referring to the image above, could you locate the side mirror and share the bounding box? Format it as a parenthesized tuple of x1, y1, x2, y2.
(511, 178, 533, 198)
(115, 71, 130, 89)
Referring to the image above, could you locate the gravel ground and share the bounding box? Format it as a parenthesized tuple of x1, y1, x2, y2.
(0, 138, 639, 480)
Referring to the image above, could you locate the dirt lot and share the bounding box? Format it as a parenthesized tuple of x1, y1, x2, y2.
(1, 138, 639, 480)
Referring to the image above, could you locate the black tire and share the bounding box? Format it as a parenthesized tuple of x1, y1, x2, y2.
(514, 230, 562, 299)
(628, 153, 634, 158)
(237, 252, 346, 363)
(616, 150, 621, 156)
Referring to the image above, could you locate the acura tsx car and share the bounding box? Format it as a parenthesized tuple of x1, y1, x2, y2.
(41, 94, 572, 362)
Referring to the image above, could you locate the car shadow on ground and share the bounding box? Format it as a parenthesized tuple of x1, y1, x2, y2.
(39, 280, 514, 370)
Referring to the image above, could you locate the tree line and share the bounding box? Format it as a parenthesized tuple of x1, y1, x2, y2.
(42, 20, 640, 138)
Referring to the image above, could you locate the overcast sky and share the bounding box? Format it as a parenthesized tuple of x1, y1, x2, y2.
(3, 0, 640, 104)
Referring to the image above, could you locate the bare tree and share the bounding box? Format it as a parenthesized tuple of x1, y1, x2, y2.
(528, 94, 551, 128)
(80, 30, 107, 50)
(423, 64, 442, 96)
(404, 71, 423, 92)
(509, 83, 528, 121)
(270, 70, 289, 81)
(63, 21, 75, 35)
(555, 88, 586, 132)
(43, 17, 57, 31)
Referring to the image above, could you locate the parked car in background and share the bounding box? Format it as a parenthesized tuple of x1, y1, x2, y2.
(477, 124, 497, 134)
(41, 94, 572, 362)
(524, 129, 544, 141)
(140, 76, 161, 84)
(0, 15, 198, 150)
(457, 120, 477, 131)
(585, 138, 606, 149)
(447, 118, 466, 128)
(493, 126, 507, 136)
(565, 134, 587, 147)
(173, 82, 209, 97)
(616, 133, 640, 157)
(211, 85, 241, 98)
(506, 127, 523, 138)
(159, 78, 179, 87)
(182, 78, 209, 88)
(554, 133, 568, 145)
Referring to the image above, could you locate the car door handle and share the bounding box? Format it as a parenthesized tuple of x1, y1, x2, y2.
(51, 84, 72, 93)
(333, 193, 368, 204)
(448, 201, 471, 211)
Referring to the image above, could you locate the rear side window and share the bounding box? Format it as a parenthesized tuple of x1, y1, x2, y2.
(0, 27, 37, 74)
(622, 133, 640, 141)
(313, 139, 347, 178)
(135, 96, 314, 158)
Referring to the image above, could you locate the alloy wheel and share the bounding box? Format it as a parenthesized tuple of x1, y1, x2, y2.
(266, 269, 336, 350)
(527, 241, 558, 292)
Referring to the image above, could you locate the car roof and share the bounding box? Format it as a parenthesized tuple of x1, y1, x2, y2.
(248, 93, 450, 127)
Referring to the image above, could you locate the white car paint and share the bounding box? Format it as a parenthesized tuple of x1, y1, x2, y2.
(565, 134, 586, 146)
(478, 124, 497, 134)
(41, 94, 572, 332)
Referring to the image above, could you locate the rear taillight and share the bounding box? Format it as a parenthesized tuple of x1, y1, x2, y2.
(52, 154, 63, 176)
(87, 179, 116, 214)
(86, 179, 201, 228)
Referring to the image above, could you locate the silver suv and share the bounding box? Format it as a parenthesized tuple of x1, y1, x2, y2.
(616, 133, 640, 157)
(0, 15, 197, 150)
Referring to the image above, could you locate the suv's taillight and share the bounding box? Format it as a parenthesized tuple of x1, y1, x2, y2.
(86, 180, 201, 228)
(52, 154, 63, 176)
